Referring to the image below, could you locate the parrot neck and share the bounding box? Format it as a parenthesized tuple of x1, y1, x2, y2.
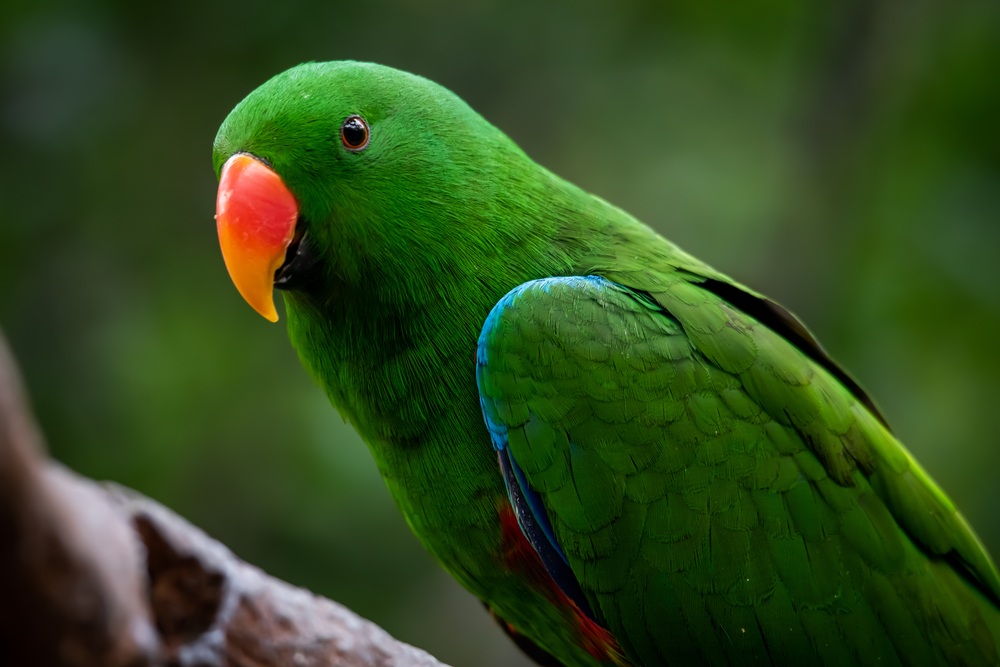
(280, 165, 694, 564)
(283, 165, 683, 450)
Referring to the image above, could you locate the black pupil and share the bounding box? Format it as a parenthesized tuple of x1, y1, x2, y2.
(343, 118, 367, 147)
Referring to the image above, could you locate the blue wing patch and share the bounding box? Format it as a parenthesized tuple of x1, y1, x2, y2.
(478, 277, 615, 622)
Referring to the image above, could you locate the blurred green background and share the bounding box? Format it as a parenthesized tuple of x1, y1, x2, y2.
(1, 1, 998, 665)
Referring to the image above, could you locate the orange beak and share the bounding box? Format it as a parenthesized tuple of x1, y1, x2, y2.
(215, 154, 298, 322)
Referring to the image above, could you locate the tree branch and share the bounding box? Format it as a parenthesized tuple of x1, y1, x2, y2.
(0, 328, 450, 667)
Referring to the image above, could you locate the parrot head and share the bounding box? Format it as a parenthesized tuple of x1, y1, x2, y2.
(212, 60, 530, 321)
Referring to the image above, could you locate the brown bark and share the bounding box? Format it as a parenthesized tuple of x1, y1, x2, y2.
(0, 329, 449, 667)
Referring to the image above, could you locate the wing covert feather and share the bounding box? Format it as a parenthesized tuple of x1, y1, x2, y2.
(476, 275, 1000, 667)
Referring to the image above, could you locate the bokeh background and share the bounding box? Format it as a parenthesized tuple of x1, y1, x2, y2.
(2, 1, 999, 665)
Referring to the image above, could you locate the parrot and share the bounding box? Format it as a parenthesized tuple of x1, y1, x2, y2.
(210, 61, 1000, 667)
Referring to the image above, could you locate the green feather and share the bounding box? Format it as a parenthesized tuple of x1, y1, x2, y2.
(478, 276, 1000, 665)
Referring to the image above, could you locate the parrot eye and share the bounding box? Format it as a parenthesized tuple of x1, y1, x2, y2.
(340, 115, 370, 151)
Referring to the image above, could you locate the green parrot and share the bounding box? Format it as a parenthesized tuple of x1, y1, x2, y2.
(211, 61, 1000, 667)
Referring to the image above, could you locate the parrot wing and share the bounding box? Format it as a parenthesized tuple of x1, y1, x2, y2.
(476, 274, 1000, 667)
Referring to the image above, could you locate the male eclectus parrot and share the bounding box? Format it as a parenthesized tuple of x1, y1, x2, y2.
(211, 61, 1000, 667)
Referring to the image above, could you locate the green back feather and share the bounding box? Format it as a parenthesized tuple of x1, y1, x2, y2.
(478, 276, 1000, 666)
